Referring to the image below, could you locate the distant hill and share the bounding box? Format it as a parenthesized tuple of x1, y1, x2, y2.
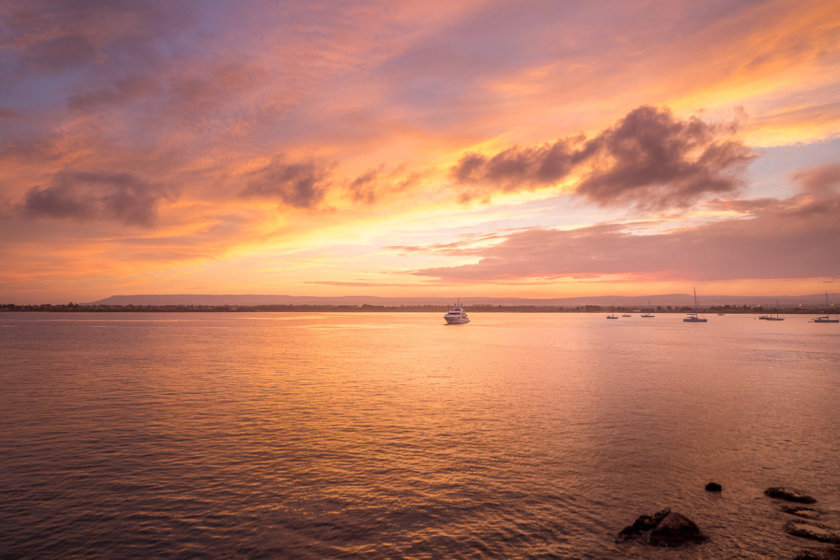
(90, 293, 839, 308)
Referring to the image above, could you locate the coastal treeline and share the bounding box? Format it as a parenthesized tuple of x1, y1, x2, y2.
(0, 303, 832, 314)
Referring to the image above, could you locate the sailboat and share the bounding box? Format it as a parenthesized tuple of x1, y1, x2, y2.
(813, 292, 839, 323)
(764, 299, 785, 321)
(641, 300, 655, 318)
(606, 304, 619, 319)
(683, 288, 708, 323)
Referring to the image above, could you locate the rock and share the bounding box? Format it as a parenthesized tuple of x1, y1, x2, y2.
(616, 507, 708, 547)
(649, 511, 708, 546)
(793, 548, 840, 560)
(783, 506, 823, 519)
(617, 508, 670, 542)
(705, 482, 722, 492)
(765, 487, 817, 504)
(785, 520, 840, 544)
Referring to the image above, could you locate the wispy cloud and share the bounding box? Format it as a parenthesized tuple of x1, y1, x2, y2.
(409, 166, 840, 283)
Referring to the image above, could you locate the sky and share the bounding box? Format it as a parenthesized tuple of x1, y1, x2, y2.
(1, 0, 839, 304)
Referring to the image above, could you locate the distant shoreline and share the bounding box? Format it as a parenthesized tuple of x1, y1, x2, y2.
(1, 303, 836, 314)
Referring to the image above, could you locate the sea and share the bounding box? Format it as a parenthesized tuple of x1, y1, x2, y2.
(1, 311, 839, 559)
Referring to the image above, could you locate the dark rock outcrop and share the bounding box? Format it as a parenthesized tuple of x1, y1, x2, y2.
(783, 506, 823, 519)
(785, 520, 840, 544)
(765, 487, 817, 504)
(793, 547, 840, 560)
(616, 507, 708, 547)
(705, 482, 722, 492)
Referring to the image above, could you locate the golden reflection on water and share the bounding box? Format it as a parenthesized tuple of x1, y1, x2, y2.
(1, 312, 839, 558)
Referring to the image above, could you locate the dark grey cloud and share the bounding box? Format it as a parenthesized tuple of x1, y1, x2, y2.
(241, 157, 331, 208)
(451, 106, 756, 209)
(576, 107, 755, 209)
(21, 170, 173, 226)
(407, 192, 840, 282)
(453, 139, 579, 191)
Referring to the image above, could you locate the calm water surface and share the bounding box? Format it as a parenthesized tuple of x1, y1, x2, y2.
(1, 312, 839, 559)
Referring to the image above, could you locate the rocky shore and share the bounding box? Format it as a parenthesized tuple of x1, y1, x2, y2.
(616, 484, 840, 557)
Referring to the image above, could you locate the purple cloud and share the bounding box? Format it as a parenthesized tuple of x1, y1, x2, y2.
(793, 163, 840, 196)
(408, 191, 840, 283)
(241, 157, 331, 208)
(18, 34, 97, 74)
(21, 171, 173, 226)
(67, 76, 161, 112)
(3, 0, 195, 75)
(451, 106, 756, 209)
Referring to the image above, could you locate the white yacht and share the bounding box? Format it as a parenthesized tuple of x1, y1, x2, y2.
(444, 300, 470, 324)
(683, 288, 708, 323)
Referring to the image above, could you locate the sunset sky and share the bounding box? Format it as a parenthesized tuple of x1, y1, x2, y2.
(1, 0, 839, 303)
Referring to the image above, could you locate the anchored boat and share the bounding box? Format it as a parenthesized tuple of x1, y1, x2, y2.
(813, 292, 839, 323)
(444, 299, 470, 324)
(683, 288, 708, 323)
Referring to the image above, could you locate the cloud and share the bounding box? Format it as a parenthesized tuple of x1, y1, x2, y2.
(304, 280, 421, 288)
(18, 34, 97, 74)
(575, 107, 756, 209)
(344, 167, 423, 205)
(21, 171, 173, 226)
(407, 191, 840, 283)
(67, 76, 161, 112)
(240, 160, 423, 210)
(452, 139, 579, 191)
(241, 157, 331, 208)
(348, 170, 378, 204)
(451, 106, 756, 209)
(0, 107, 22, 120)
(387, 231, 507, 255)
(3, 0, 196, 76)
(793, 163, 840, 196)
